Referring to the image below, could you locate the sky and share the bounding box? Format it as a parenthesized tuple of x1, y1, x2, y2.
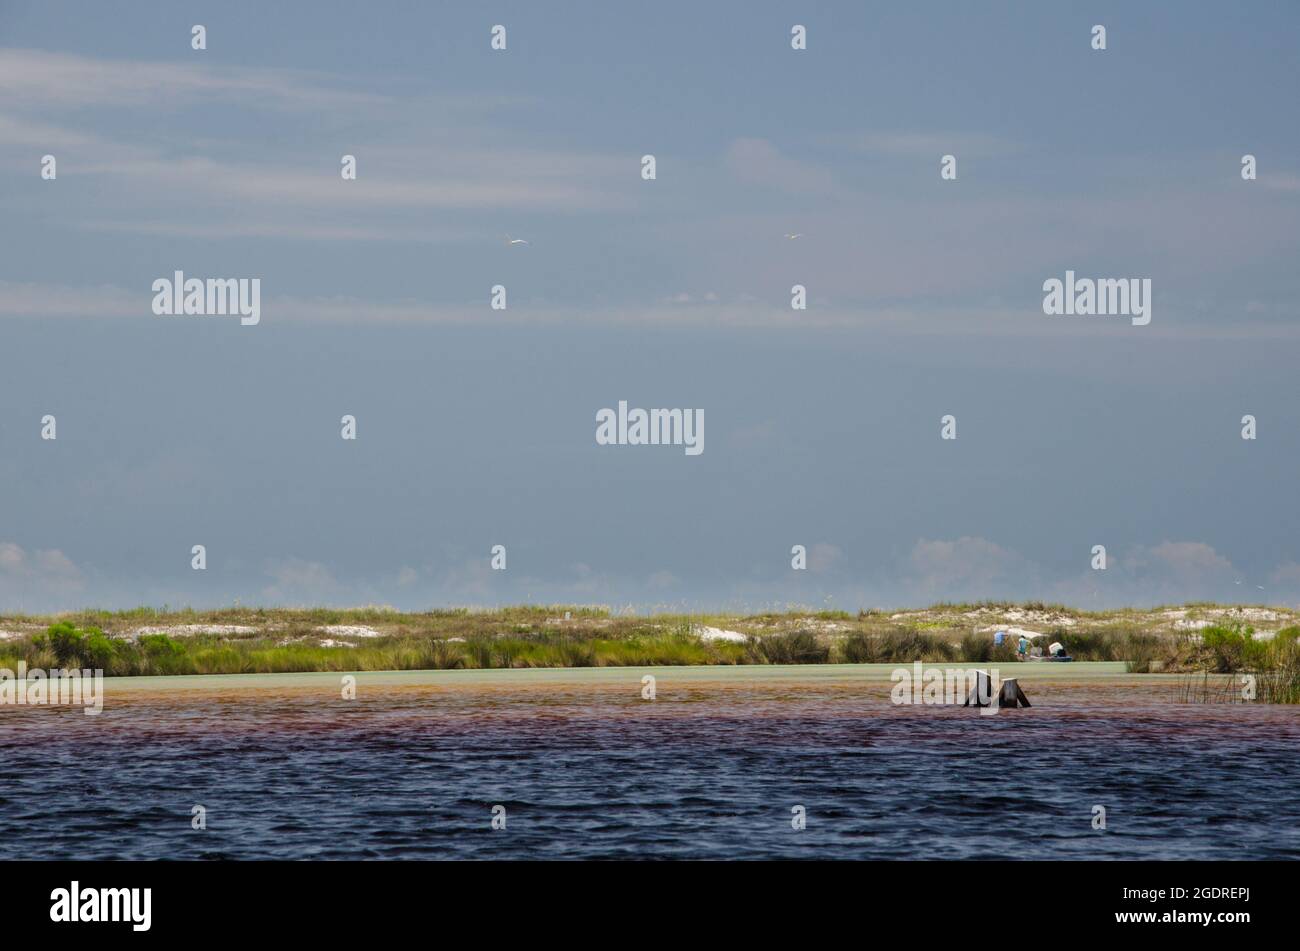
(1, 1, 1298, 613)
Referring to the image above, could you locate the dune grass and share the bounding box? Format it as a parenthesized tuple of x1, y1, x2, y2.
(1170, 625, 1300, 703)
(2, 605, 1298, 701)
(0, 624, 751, 677)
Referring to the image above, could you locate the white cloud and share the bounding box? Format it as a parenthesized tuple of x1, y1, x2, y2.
(724, 138, 835, 193)
(906, 536, 1027, 597)
(261, 558, 338, 604)
(0, 48, 632, 242)
(807, 543, 843, 575)
(71, 153, 623, 212)
(1122, 541, 1235, 586)
(0, 540, 84, 610)
(7, 280, 1300, 341)
(0, 281, 139, 318)
(0, 48, 383, 112)
(646, 570, 680, 589)
(847, 131, 1018, 159)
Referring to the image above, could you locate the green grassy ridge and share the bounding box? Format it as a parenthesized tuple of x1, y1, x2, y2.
(3, 600, 1294, 635)
(2, 612, 1298, 685)
(0, 603, 614, 629)
(1, 630, 748, 676)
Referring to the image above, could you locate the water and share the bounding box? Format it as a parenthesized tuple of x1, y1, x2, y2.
(2, 667, 1297, 859)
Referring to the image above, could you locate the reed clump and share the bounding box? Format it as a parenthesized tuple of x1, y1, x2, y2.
(1175, 625, 1300, 704)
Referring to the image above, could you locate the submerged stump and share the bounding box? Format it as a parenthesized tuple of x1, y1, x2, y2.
(963, 671, 1031, 708)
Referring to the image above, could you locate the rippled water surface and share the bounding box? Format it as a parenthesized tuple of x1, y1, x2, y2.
(2, 667, 1298, 859)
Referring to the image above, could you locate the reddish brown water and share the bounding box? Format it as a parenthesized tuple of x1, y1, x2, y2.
(2, 673, 1297, 859)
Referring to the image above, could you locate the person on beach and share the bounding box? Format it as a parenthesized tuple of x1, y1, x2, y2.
(1017, 635, 1029, 660)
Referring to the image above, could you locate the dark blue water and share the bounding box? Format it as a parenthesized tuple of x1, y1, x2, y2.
(2, 676, 1297, 859)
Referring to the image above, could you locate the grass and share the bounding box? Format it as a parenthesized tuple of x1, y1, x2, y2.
(1, 604, 1298, 701)
(0, 624, 751, 676)
(1171, 625, 1300, 704)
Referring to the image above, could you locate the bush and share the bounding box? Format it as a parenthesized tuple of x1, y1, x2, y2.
(36, 622, 118, 668)
(840, 627, 958, 664)
(139, 633, 185, 657)
(466, 637, 495, 669)
(758, 630, 829, 664)
(958, 632, 1018, 663)
(41, 621, 86, 665)
(1200, 623, 1264, 672)
(1123, 634, 1159, 673)
(840, 631, 881, 664)
(81, 631, 117, 669)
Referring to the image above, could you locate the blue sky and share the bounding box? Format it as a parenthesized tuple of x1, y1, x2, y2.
(1, 1, 1298, 612)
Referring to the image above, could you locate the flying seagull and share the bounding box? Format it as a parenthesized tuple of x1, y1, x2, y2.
(504, 235, 529, 246)
(784, 233, 804, 240)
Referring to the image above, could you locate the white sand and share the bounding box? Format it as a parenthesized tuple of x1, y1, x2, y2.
(1234, 607, 1284, 622)
(980, 625, 1047, 640)
(320, 625, 382, 638)
(128, 624, 258, 638)
(694, 625, 749, 643)
(1166, 607, 1283, 625)
(799, 618, 850, 632)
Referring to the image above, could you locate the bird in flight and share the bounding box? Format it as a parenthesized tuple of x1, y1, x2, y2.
(784, 233, 804, 240)
(505, 235, 529, 246)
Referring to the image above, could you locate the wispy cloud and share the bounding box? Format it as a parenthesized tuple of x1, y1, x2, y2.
(0, 47, 634, 239)
(845, 130, 1019, 159)
(0, 540, 84, 611)
(6, 279, 1300, 339)
(0, 47, 383, 112)
(724, 138, 836, 193)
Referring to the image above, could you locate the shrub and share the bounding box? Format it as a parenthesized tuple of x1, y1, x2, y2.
(1200, 623, 1264, 672)
(840, 627, 958, 664)
(465, 638, 495, 669)
(81, 631, 117, 669)
(840, 632, 881, 664)
(958, 632, 1017, 663)
(35, 622, 119, 668)
(558, 639, 597, 667)
(42, 621, 86, 666)
(139, 633, 185, 657)
(1124, 634, 1159, 673)
(758, 630, 829, 664)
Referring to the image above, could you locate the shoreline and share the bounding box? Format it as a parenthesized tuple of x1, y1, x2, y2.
(3, 604, 1294, 690)
(86, 660, 1158, 693)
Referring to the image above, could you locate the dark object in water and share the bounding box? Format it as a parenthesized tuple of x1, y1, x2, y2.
(964, 671, 1031, 708)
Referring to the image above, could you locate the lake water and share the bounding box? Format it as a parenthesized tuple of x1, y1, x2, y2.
(2, 665, 1297, 859)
